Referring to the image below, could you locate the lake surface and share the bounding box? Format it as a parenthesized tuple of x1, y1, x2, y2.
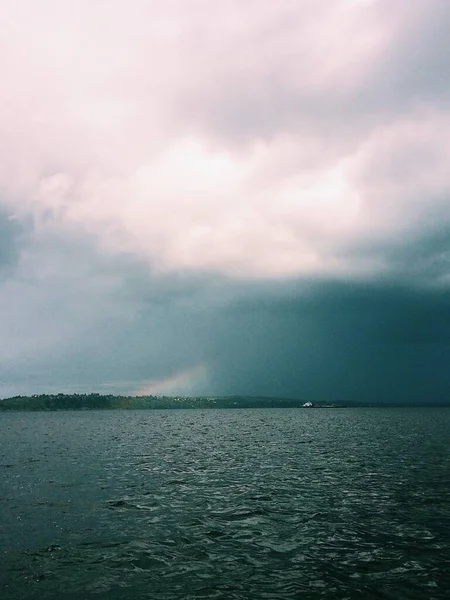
(1, 408, 450, 599)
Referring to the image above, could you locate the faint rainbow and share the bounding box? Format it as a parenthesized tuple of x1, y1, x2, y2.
(132, 364, 209, 396)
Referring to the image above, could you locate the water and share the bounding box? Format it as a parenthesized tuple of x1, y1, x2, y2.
(1, 408, 450, 599)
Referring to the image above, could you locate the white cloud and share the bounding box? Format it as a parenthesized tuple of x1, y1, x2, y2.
(0, 0, 449, 282)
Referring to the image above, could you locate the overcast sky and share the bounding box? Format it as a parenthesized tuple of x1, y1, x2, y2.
(1, 0, 450, 402)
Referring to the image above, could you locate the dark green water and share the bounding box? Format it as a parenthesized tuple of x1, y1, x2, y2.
(1, 408, 449, 599)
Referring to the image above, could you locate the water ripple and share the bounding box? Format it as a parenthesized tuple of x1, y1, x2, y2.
(1, 408, 450, 599)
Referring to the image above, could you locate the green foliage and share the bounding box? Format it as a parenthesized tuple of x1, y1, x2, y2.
(0, 393, 315, 411)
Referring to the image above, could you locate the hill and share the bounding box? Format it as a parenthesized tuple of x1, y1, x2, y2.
(0, 393, 321, 411)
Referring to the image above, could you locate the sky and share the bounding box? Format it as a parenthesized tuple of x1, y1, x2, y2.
(1, 0, 450, 403)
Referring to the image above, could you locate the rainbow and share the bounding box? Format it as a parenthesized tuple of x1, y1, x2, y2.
(132, 363, 209, 396)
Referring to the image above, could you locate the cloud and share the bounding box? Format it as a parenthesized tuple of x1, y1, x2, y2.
(0, 208, 24, 278)
(0, 0, 448, 282)
(1, 218, 449, 402)
(0, 0, 449, 401)
(207, 280, 450, 403)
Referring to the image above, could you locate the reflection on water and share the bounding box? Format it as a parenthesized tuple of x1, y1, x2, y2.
(1, 408, 450, 599)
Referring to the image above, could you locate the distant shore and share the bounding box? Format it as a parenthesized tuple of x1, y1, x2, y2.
(0, 394, 338, 411)
(0, 393, 448, 411)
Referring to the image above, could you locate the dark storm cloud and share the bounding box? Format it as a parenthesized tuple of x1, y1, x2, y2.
(0, 228, 230, 397)
(1, 220, 449, 403)
(206, 280, 450, 404)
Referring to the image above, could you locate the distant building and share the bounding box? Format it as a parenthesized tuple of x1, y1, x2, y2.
(303, 401, 313, 408)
